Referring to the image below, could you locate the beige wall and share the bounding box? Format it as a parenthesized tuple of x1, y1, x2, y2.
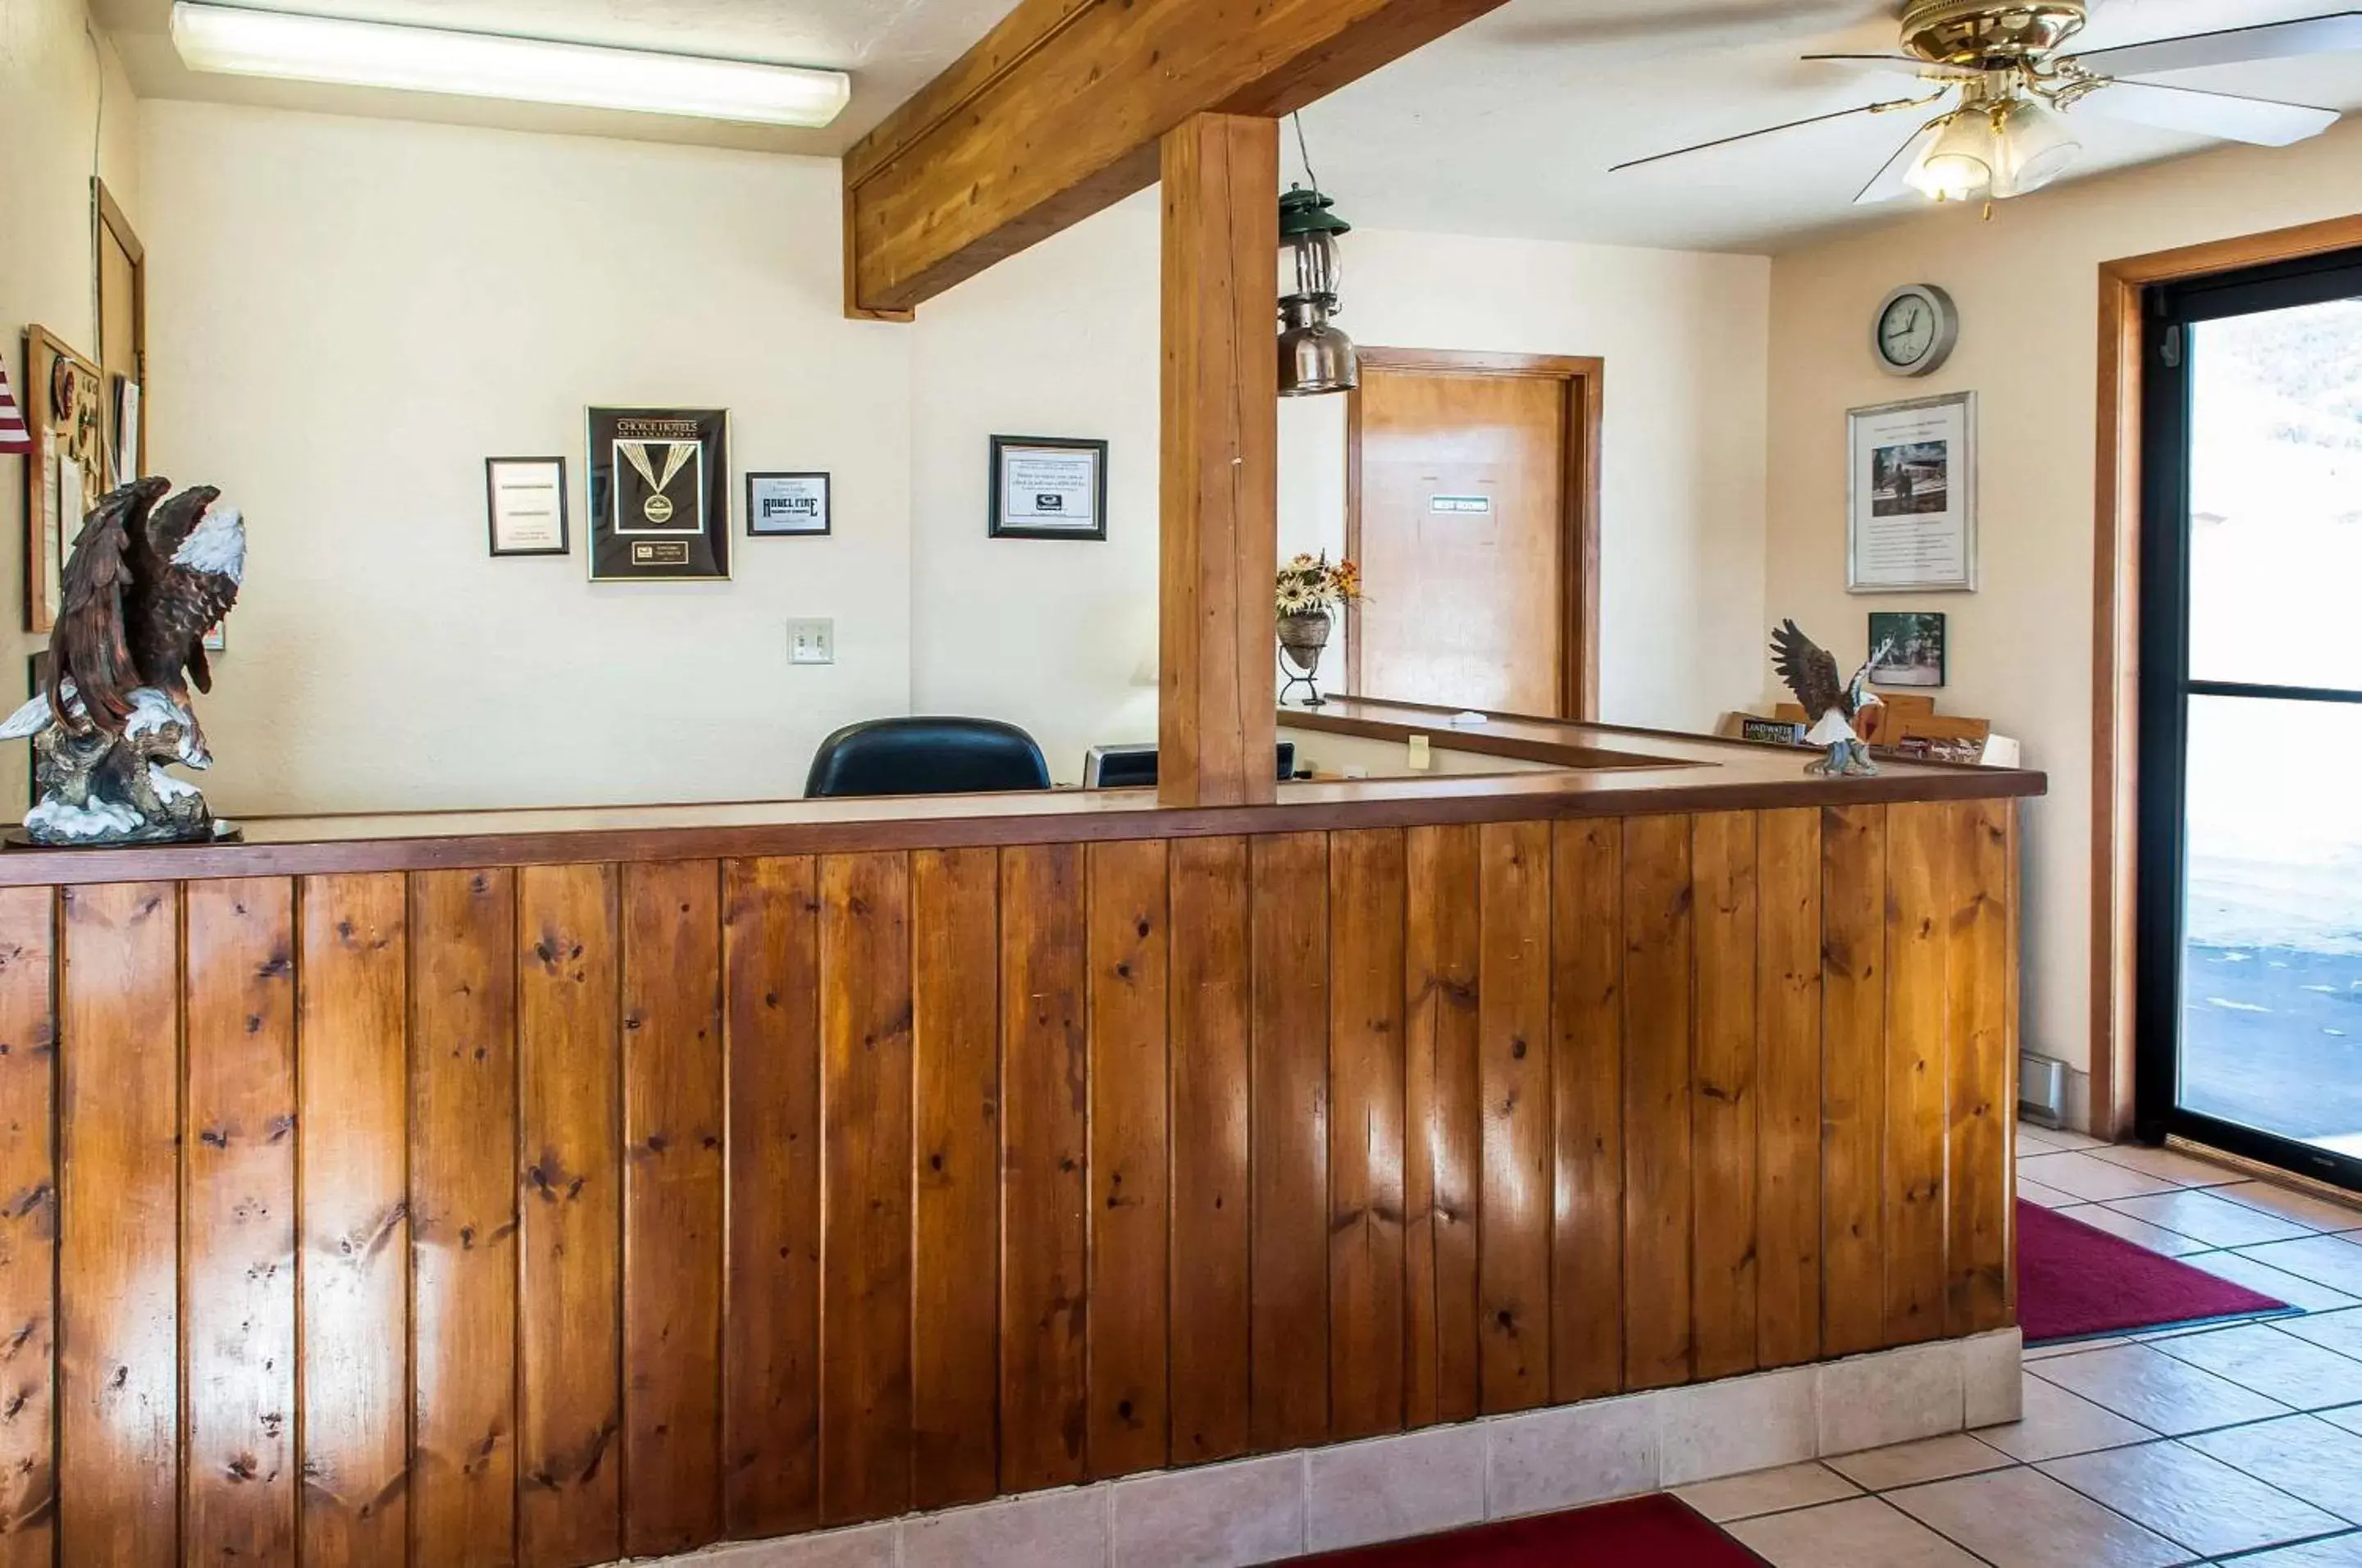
(0, 0, 139, 807)
(1768, 118, 2362, 1089)
(140, 99, 915, 814)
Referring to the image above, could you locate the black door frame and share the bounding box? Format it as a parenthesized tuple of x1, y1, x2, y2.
(2134, 245, 2362, 1192)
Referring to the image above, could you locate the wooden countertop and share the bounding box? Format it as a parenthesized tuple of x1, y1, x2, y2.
(0, 698, 2044, 885)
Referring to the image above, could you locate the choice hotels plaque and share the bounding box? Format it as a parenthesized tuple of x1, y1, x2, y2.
(586, 406, 731, 581)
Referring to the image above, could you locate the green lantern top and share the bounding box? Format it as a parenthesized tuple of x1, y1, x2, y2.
(1279, 185, 1352, 240)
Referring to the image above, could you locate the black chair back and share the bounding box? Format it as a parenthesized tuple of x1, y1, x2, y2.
(804, 716, 1052, 799)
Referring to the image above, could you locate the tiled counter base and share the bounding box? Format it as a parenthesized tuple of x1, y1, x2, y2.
(609, 1329, 2022, 1568)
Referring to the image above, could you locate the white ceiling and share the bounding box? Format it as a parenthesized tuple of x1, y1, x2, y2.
(94, 0, 2362, 244)
(91, 0, 1020, 153)
(1293, 0, 2362, 253)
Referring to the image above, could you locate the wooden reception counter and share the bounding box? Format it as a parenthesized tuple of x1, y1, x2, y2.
(0, 699, 2043, 1566)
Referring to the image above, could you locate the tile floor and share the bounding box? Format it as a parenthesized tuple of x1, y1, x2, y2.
(1677, 1123, 2362, 1566)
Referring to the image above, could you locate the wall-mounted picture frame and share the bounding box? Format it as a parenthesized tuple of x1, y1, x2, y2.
(586, 406, 731, 581)
(486, 456, 569, 557)
(1868, 609, 1946, 688)
(747, 472, 831, 536)
(989, 435, 1107, 541)
(1847, 390, 1977, 594)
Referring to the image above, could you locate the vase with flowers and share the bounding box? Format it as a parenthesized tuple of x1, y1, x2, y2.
(1274, 552, 1362, 708)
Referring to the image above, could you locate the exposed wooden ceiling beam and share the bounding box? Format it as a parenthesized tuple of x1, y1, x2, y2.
(841, 0, 1512, 317)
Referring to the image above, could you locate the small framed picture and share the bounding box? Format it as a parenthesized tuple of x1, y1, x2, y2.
(747, 472, 831, 536)
(202, 620, 226, 654)
(486, 456, 570, 557)
(1868, 609, 1947, 687)
(990, 435, 1107, 540)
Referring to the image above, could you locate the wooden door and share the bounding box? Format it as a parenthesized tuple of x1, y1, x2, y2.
(96, 182, 145, 483)
(1348, 352, 1598, 717)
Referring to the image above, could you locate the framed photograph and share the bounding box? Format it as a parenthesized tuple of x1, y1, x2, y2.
(989, 435, 1107, 540)
(747, 472, 830, 537)
(486, 456, 569, 557)
(586, 406, 730, 581)
(1868, 610, 1947, 688)
(202, 620, 226, 654)
(1847, 391, 1976, 593)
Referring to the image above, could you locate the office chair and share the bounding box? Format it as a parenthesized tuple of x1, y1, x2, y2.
(804, 716, 1052, 798)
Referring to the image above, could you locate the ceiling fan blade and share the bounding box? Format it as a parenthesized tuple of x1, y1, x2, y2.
(1855, 121, 1941, 204)
(1608, 101, 1899, 173)
(2080, 79, 2340, 146)
(1803, 52, 1980, 78)
(2070, 11, 2362, 78)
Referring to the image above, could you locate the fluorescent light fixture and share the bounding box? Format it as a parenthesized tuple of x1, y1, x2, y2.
(170, 2, 851, 127)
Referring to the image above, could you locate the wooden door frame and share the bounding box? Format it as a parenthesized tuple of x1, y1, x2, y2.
(2091, 212, 2362, 1138)
(93, 178, 146, 474)
(1343, 347, 1604, 720)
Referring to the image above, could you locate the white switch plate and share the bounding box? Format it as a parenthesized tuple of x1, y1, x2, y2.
(787, 618, 835, 665)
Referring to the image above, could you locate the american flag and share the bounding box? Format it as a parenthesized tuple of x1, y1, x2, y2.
(0, 359, 30, 456)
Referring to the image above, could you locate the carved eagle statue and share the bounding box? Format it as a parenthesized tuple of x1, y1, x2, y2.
(1769, 619, 1890, 777)
(28, 476, 244, 739)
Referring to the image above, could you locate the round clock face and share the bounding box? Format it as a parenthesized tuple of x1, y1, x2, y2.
(1874, 285, 1958, 377)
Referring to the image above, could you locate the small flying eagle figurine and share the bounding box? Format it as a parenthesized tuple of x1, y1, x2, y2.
(0, 476, 245, 844)
(1769, 620, 1891, 778)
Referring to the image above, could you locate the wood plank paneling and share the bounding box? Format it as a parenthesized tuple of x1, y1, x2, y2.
(1249, 832, 1329, 1450)
(722, 858, 823, 1538)
(184, 878, 299, 1563)
(1690, 814, 1758, 1383)
(1477, 823, 1553, 1413)
(911, 848, 1000, 1510)
(1754, 810, 1823, 1370)
(1404, 826, 1481, 1428)
(57, 882, 178, 1567)
(622, 862, 724, 1555)
(408, 868, 518, 1568)
(1086, 841, 1170, 1479)
(1168, 836, 1252, 1465)
(1328, 828, 1407, 1441)
(1001, 843, 1091, 1491)
(1549, 820, 1621, 1403)
(0, 888, 53, 1566)
(818, 854, 912, 1525)
(517, 864, 621, 1568)
(1621, 816, 1694, 1391)
(298, 874, 409, 1568)
(1822, 806, 1889, 1358)
(1884, 805, 1950, 1347)
(1946, 800, 2013, 1338)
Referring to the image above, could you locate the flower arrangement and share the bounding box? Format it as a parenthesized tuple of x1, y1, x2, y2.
(1275, 552, 1363, 618)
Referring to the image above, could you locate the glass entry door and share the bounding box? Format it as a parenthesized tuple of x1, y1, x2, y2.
(2137, 248, 2362, 1192)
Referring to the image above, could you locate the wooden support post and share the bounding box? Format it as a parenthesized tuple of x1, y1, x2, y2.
(1160, 113, 1279, 810)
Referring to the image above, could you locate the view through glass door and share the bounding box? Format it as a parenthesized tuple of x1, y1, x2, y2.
(2137, 248, 2362, 1192)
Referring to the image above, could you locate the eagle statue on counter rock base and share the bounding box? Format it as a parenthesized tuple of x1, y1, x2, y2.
(0, 476, 245, 845)
(1769, 619, 1890, 778)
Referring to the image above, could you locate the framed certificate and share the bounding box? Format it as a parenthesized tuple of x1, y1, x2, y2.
(747, 472, 830, 536)
(485, 456, 569, 556)
(989, 435, 1107, 540)
(586, 406, 730, 581)
(1847, 392, 1976, 593)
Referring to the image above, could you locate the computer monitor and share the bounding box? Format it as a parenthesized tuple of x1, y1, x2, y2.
(1083, 742, 1296, 789)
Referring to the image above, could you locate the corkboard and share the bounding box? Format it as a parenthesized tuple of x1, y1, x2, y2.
(21, 326, 106, 635)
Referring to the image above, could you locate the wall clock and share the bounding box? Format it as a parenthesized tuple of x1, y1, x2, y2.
(1872, 284, 1960, 377)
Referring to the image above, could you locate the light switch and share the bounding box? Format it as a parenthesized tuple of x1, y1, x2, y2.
(787, 618, 835, 665)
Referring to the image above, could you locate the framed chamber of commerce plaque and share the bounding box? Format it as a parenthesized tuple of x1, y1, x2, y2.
(586, 406, 731, 581)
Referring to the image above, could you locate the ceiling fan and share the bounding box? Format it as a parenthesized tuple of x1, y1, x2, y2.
(1612, 1, 2362, 205)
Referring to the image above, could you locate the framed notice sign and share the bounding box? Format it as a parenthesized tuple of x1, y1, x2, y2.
(486, 456, 568, 556)
(747, 472, 830, 536)
(1848, 392, 1976, 593)
(989, 435, 1107, 540)
(586, 406, 730, 581)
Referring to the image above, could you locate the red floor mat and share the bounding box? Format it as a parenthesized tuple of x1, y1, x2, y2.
(1293, 1494, 1763, 1566)
(2018, 1198, 2289, 1342)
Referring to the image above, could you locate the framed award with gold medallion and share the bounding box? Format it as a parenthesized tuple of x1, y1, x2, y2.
(586, 405, 730, 581)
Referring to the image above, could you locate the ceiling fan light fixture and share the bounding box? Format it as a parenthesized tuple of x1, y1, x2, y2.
(1992, 96, 2081, 194)
(1905, 108, 2000, 201)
